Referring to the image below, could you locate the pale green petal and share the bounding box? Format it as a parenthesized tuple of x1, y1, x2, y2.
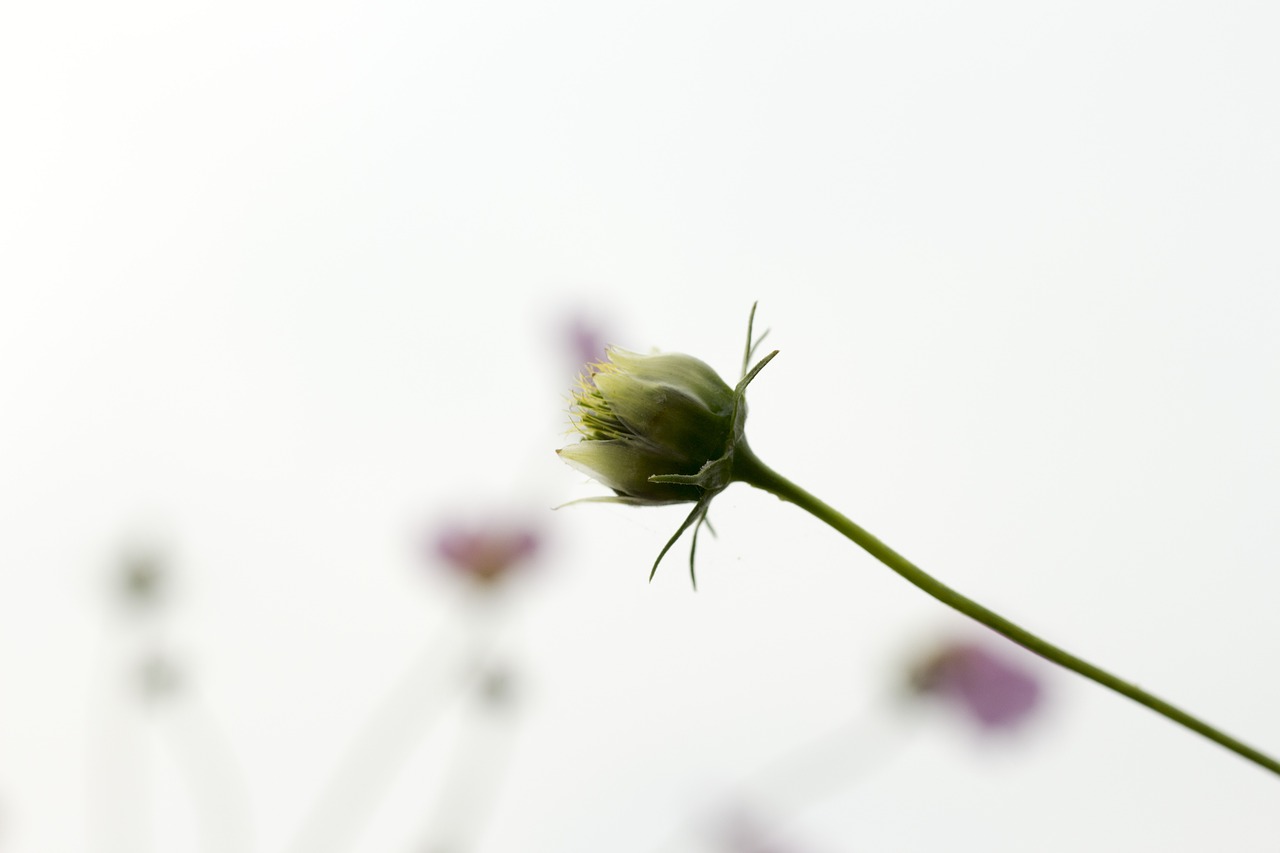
(553, 495, 687, 509)
(604, 349, 734, 414)
(593, 365, 732, 466)
(557, 441, 701, 503)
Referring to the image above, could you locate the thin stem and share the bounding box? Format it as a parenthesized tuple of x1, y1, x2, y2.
(415, 662, 521, 853)
(158, 693, 256, 853)
(646, 699, 911, 853)
(733, 445, 1280, 778)
(282, 625, 471, 853)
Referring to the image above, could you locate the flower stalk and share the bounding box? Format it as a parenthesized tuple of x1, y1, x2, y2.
(731, 445, 1280, 777)
(558, 304, 1280, 777)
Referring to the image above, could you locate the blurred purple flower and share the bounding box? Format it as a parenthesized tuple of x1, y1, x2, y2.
(910, 640, 1042, 730)
(565, 313, 608, 371)
(432, 522, 539, 587)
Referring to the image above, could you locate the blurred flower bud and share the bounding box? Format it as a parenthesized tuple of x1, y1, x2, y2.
(137, 653, 183, 702)
(115, 548, 167, 616)
(476, 663, 517, 710)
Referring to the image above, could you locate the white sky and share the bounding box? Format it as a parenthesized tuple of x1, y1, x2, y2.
(2, 1, 1279, 851)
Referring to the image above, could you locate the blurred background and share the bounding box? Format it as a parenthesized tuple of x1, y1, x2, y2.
(2, 1, 1279, 850)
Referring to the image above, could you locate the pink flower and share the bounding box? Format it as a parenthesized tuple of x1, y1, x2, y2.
(910, 640, 1042, 730)
(433, 523, 539, 586)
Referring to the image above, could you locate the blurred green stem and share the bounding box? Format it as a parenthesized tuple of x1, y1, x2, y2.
(733, 444, 1280, 778)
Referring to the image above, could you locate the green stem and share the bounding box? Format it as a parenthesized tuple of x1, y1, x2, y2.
(733, 445, 1280, 778)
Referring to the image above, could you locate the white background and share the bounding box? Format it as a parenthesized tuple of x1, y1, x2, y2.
(2, 1, 1279, 851)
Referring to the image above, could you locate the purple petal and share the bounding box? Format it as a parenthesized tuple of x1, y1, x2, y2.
(914, 641, 1042, 730)
(432, 523, 540, 585)
(566, 313, 608, 371)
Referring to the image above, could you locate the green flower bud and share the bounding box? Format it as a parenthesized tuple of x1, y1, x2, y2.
(557, 304, 779, 586)
(559, 348, 737, 504)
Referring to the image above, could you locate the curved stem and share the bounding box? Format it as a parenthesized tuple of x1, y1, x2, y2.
(733, 446, 1280, 778)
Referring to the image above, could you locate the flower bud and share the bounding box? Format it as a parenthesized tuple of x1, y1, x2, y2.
(556, 304, 778, 584)
(559, 348, 739, 504)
